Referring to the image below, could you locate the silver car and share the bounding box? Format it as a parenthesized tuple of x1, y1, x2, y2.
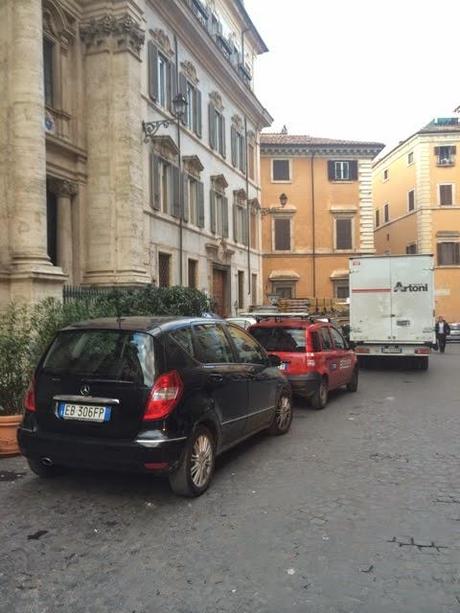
(447, 322, 460, 342)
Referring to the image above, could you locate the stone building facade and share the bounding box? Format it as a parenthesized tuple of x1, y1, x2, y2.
(0, 0, 271, 315)
(260, 133, 384, 302)
(373, 118, 460, 320)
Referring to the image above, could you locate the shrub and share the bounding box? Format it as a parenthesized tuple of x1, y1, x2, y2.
(0, 286, 211, 416)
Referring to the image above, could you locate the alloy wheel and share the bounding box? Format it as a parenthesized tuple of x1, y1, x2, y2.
(276, 395, 292, 430)
(190, 434, 213, 488)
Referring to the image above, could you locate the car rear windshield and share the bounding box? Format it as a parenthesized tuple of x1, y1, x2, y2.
(250, 327, 306, 353)
(42, 330, 156, 386)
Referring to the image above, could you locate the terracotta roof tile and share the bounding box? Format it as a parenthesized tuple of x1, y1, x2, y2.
(260, 132, 384, 147)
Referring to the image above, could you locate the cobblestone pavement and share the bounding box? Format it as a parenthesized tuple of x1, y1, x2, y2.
(1, 347, 460, 613)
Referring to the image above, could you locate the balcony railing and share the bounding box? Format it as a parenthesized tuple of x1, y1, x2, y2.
(437, 157, 455, 166)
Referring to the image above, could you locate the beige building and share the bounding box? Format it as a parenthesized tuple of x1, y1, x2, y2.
(0, 0, 271, 315)
(373, 118, 460, 320)
(260, 133, 384, 302)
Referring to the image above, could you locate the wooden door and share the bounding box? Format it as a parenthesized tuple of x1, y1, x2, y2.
(212, 268, 227, 317)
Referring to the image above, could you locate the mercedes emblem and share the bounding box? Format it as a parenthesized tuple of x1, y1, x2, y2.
(80, 384, 90, 396)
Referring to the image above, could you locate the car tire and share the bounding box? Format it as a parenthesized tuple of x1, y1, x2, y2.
(168, 425, 215, 498)
(27, 457, 67, 478)
(269, 392, 293, 435)
(310, 377, 328, 410)
(346, 368, 359, 392)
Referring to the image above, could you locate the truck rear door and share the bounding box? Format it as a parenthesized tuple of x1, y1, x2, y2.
(389, 256, 434, 343)
(350, 257, 392, 342)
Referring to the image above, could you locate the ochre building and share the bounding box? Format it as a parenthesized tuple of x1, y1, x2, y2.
(373, 118, 460, 321)
(260, 133, 384, 302)
(0, 0, 271, 315)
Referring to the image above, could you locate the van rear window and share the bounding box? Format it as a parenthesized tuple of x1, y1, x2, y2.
(250, 327, 306, 353)
(42, 330, 156, 386)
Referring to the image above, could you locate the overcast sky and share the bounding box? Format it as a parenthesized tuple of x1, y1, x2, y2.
(245, 0, 459, 152)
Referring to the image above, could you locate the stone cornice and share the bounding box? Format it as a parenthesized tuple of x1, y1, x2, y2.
(261, 144, 383, 158)
(180, 60, 199, 85)
(80, 14, 145, 57)
(211, 174, 228, 191)
(209, 91, 224, 112)
(150, 28, 174, 58)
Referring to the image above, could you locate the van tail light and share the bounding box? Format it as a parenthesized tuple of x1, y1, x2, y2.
(24, 379, 36, 412)
(143, 370, 183, 421)
(415, 347, 430, 355)
(305, 352, 316, 368)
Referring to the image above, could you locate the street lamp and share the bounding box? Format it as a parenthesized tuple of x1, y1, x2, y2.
(261, 193, 289, 216)
(142, 93, 188, 142)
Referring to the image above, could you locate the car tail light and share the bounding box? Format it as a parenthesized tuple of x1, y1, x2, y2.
(24, 379, 36, 412)
(143, 370, 183, 421)
(415, 348, 430, 355)
(305, 352, 316, 368)
(355, 347, 370, 354)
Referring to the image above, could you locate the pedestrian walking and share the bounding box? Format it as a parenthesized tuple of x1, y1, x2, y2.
(435, 316, 451, 353)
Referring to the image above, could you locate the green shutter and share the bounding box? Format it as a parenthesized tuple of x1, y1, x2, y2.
(172, 166, 181, 218)
(327, 160, 335, 181)
(179, 73, 187, 126)
(208, 103, 216, 149)
(148, 42, 158, 101)
(197, 181, 205, 227)
(349, 160, 358, 181)
(169, 61, 177, 113)
(151, 154, 160, 210)
(222, 196, 229, 238)
(195, 89, 202, 137)
(231, 126, 237, 166)
(182, 173, 189, 222)
(233, 202, 238, 242)
(240, 136, 246, 173)
(220, 115, 226, 158)
(242, 207, 248, 245)
(210, 190, 216, 233)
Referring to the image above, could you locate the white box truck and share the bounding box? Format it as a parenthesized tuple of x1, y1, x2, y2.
(349, 255, 435, 369)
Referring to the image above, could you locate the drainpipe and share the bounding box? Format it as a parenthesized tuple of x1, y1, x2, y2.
(310, 151, 317, 296)
(244, 116, 251, 300)
(174, 35, 183, 285)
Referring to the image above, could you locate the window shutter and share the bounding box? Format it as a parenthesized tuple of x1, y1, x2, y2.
(151, 154, 160, 210)
(336, 218, 352, 250)
(210, 190, 216, 233)
(148, 42, 158, 101)
(208, 103, 216, 149)
(169, 61, 177, 113)
(240, 136, 246, 173)
(274, 218, 290, 251)
(222, 196, 229, 238)
(242, 207, 248, 245)
(179, 73, 187, 126)
(197, 181, 205, 227)
(327, 160, 335, 181)
(434, 146, 440, 156)
(182, 173, 189, 222)
(231, 126, 237, 167)
(349, 160, 358, 181)
(194, 89, 202, 137)
(220, 115, 226, 158)
(451, 146, 457, 155)
(233, 202, 238, 242)
(172, 166, 181, 218)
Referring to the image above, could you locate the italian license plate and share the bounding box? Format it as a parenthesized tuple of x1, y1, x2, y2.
(57, 402, 111, 423)
(381, 346, 402, 354)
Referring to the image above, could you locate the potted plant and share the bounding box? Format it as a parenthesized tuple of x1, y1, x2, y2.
(0, 304, 34, 457)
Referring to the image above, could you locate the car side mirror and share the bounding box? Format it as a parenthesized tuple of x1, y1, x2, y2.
(268, 354, 281, 367)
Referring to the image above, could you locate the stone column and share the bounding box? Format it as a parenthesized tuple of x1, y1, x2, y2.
(80, 12, 148, 286)
(0, 0, 65, 304)
(49, 178, 78, 282)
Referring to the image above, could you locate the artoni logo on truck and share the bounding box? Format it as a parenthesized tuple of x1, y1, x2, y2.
(393, 282, 428, 292)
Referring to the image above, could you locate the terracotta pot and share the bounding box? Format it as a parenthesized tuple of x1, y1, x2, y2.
(0, 414, 22, 457)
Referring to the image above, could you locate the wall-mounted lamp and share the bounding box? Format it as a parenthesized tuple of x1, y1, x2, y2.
(261, 193, 289, 216)
(142, 94, 188, 142)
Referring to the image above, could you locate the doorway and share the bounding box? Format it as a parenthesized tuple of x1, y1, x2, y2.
(212, 267, 228, 316)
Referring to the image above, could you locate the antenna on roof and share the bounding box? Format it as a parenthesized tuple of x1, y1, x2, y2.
(281, 124, 288, 134)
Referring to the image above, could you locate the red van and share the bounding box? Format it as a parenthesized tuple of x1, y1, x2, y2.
(248, 319, 358, 409)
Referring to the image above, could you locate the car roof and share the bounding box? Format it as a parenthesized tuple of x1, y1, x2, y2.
(250, 318, 323, 329)
(62, 316, 224, 333)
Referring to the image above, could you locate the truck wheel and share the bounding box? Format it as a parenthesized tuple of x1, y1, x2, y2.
(310, 377, 328, 410)
(346, 368, 359, 392)
(418, 357, 429, 371)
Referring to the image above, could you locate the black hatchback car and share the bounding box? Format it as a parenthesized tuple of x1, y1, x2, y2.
(18, 317, 292, 497)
